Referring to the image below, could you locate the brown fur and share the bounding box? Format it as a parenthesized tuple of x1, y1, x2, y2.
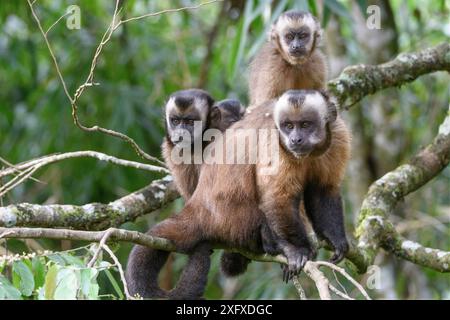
(143, 94, 350, 297)
(161, 141, 201, 200)
(248, 14, 327, 107)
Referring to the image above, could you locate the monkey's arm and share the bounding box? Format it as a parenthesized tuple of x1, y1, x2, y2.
(303, 184, 349, 263)
(261, 193, 314, 281)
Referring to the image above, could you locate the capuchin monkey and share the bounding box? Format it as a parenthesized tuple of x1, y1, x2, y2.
(211, 99, 246, 132)
(161, 89, 214, 200)
(161, 90, 245, 200)
(127, 90, 351, 299)
(127, 91, 246, 298)
(248, 10, 327, 107)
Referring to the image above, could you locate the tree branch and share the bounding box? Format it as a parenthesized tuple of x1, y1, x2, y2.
(355, 105, 450, 272)
(329, 42, 450, 109)
(0, 226, 369, 299)
(0, 177, 178, 230)
(0, 150, 169, 179)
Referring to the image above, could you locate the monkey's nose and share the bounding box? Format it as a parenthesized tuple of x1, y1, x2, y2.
(290, 137, 302, 145)
(172, 135, 183, 143)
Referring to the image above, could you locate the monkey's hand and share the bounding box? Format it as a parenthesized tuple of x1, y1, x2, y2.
(329, 240, 349, 264)
(282, 245, 314, 283)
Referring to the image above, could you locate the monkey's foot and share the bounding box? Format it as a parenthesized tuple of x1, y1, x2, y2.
(329, 241, 349, 264)
(282, 246, 313, 283)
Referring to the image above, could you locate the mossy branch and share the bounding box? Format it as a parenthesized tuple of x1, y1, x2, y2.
(0, 176, 178, 230)
(355, 105, 450, 272)
(328, 42, 450, 109)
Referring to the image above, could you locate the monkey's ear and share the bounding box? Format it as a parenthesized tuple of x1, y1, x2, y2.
(313, 17, 323, 47)
(327, 101, 337, 123)
(319, 90, 338, 122)
(210, 106, 221, 123)
(268, 21, 279, 42)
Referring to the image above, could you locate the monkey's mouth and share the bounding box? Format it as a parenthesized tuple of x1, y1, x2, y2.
(289, 48, 307, 57)
(171, 135, 193, 146)
(289, 145, 312, 158)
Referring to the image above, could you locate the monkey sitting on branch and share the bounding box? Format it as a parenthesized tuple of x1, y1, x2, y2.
(126, 89, 351, 299)
(161, 89, 245, 200)
(248, 10, 327, 107)
(126, 89, 245, 298)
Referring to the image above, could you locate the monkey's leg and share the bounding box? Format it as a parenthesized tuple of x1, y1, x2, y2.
(126, 242, 169, 299)
(169, 242, 213, 299)
(126, 213, 207, 299)
(303, 184, 349, 264)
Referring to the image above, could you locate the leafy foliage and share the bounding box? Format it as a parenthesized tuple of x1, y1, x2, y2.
(0, 246, 122, 300)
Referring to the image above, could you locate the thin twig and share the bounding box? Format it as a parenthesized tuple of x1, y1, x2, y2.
(45, 10, 71, 35)
(103, 244, 133, 300)
(0, 150, 169, 178)
(28, 0, 165, 167)
(332, 269, 349, 297)
(292, 276, 307, 300)
(315, 261, 371, 300)
(303, 262, 331, 300)
(0, 156, 43, 184)
(328, 283, 354, 300)
(87, 228, 115, 268)
(0, 166, 39, 198)
(27, 0, 73, 103)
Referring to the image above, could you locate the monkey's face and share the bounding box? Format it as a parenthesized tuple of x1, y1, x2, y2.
(165, 90, 213, 146)
(271, 12, 322, 65)
(274, 90, 336, 158)
(210, 99, 245, 131)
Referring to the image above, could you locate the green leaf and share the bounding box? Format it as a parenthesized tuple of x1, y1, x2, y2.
(60, 253, 84, 267)
(0, 275, 23, 300)
(104, 269, 123, 300)
(12, 260, 35, 297)
(47, 254, 67, 266)
(54, 268, 80, 300)
(80, 268, 99, 300)
(32, 257, 46, 289)
(307, 0, 318, 16)
(43, 264, 59, 300)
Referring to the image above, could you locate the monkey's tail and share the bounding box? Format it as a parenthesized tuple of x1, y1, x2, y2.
(220, 252, 251, 277)
(126, 243, 212, 300)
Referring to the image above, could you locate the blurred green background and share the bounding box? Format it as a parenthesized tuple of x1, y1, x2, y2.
(0, 0, 449, 299)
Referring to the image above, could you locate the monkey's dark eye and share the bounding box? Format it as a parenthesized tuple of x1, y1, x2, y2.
(186, 119, 195, 126)
(285, 122, 294, 130)
(300, 121, 312, 128)
(285, 33, 294, 41)
(299, 33, 308, 39)
(171, 118, 180, 125)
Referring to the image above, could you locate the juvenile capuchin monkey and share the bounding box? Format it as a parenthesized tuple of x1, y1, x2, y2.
(127, 90, 246, 298)
(248, 10, 327, 107)
(127, 90, 350, 299)
(161, 90, 245, 199)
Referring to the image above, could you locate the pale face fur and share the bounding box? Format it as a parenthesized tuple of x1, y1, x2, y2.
(274, 90, 331, 157)
(165, 96, 209, 147)
(271, 12, 322, 65)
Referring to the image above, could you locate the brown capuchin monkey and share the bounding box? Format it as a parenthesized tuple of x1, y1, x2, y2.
(248, 10, 327, 107)
(126, 90, 245, 298)
(161, 90, 245, 200)
(127, 90, 350, 299)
